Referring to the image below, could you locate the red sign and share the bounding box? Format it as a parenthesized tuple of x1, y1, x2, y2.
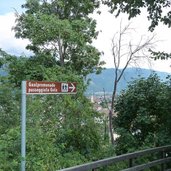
(26, 81, 76, 94)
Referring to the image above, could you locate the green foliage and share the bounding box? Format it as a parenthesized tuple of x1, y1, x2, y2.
(0, 0, 111, 170)
(102, 0, 171, 31)
(6, 0, 171, 169)
(114, 74, 171, 154)
(13, 0, 103, 76)
(150, 49, 171, 60)
(0, 76, 21, 170)
(0, 127, 20, 171)
(21, 92, 104, 170)
(1, 0, 106, 165)
(0, 48, 107, 170)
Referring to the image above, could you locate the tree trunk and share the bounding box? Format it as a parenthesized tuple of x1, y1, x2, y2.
(109, 110, 114, 144)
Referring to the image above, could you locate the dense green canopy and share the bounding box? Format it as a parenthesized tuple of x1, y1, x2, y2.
(13, 0, 104, 76)
(114, 74, 171, 154)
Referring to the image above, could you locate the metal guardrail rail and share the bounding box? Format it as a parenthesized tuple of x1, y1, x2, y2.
(58, 145, 171, 171)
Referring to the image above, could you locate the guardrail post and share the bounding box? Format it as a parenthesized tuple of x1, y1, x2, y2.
(129, 158, 133, 167)
(161, 150, 166, 171)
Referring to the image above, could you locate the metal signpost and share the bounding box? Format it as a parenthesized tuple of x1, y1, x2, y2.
(21, 81, 76, 171)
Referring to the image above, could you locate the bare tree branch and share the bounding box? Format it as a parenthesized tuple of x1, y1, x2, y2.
(107, 22, 155, 145)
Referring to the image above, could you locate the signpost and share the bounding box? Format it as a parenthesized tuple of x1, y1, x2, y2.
(26, 81, 76, 94)
(21, 81, 77, 171)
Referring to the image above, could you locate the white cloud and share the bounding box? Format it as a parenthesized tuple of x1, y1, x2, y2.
(0, 7, 171, 73)
(0, 12, 30, 56)
(92, 5, 171, 73)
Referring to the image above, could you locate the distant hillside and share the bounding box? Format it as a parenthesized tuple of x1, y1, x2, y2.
(86, 68, 169, 94)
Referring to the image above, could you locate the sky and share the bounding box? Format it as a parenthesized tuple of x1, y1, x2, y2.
(0, 0, 171, 73)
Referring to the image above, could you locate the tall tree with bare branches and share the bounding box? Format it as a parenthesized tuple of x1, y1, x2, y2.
(108, 23, 155, 144)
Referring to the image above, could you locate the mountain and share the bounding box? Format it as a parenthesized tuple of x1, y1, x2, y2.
(86, 68, 169, 94)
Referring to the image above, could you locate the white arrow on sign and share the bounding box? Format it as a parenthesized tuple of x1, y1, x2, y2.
(69, 83, 75, 92)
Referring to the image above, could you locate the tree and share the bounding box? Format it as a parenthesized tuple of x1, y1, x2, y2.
(113, 74, 171, 154)
(0, 50, 21, 170)
(13, 0, 104, 76)
(102, 0, 171, 31)
(106, 23, 155, 144)
(1, 0, 110, 162)
(0, 48, 106, 170)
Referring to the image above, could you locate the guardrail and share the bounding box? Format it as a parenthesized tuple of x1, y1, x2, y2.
(58, 145, 171, 171)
